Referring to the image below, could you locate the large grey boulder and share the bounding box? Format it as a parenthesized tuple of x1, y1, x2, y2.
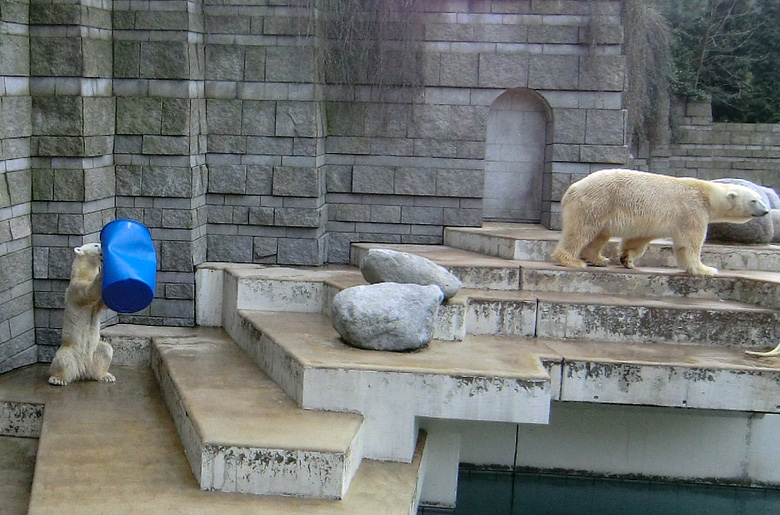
(707, 178, 775, 244)
(360, 248, 462, 300)
(331, 283, 443, 351)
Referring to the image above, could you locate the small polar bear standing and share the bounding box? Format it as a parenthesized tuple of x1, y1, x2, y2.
(48, 243, 115, 386)
(552, 169, 769, 276)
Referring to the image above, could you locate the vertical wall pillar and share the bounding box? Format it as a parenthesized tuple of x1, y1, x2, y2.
(113, 0, 206, 325)
(0, 0, 35, 372)
(29, 0, 115, 360)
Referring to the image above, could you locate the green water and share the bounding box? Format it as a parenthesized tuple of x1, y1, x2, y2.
(419, 469, 780, 515)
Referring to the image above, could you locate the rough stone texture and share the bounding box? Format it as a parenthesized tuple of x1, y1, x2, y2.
(360, 248, 462, 300)
(331, 283, 443, 351)
(707, 179, 775, 244)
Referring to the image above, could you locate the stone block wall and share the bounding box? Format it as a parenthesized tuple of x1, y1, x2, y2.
(0, 0, 35, 373)
(0, 0, 634, 371)
(637, 100, 780, 192)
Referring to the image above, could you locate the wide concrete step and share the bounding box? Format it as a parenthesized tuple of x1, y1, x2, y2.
(151, 330, 364, 499)
(0, 363, 427, 514)
(444, 223, 780, 273)
(439, 289, 779, 349)
(222, 308, 552, 463)
(538, 337, 780, 413)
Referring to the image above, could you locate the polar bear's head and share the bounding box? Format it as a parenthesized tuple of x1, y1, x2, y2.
(719, 185, 770, 223)
(74, 243, 102, 257)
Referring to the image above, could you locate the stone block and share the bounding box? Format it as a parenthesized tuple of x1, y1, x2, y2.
(30, 3, 82, 25)
(552, 109, 586, 144)
(395, 167, 436, 196)
(585, 109, 625, 145)
(30, 37, 81, 77)
(34, 136, 84, 157)
(6, 171, 30, 205)
(275, 101, 319, 138)
(162, 99, 190, 136)
(439, 53, 479, 88)
(82, 39, 112, 78)
(580, 144, 628, 164)
(402, 206, 443, 225)
(371, 205, 401, 224)
(84, 166, 115, 201)
(142, 136, 190, 155)
(207, 234, 252, 263)
(53, 169, 85, 201)
(242, 101, 276, 136)
(528, 25, 578, 44)
(277, 237, 322, 265)
(253, 236, 278, 260)
(274, 207, 322, 228)
(474, 23, 527, 43)
(113, 40, 140, 78)
(352, 166, 394, 195)
(451, 106, 488, 140)
(205, 44, 244, 81)
(33, 96, 82, 136)
(333, 204, 371, 222)
(478, 53, 529, 89)
(249, 207, 274, 226)
(272, 166, 321, 197)
(208, 165, 247, 194)
(117, 97, 162, 135)
(526, 55, 578, 90)
(325, 165, 352, 193)
(207, 205, 233, 224)
(579, 55, 626, 92)
(205, 15, 250, 34)
(244, 46, 266, 82)
(246, 136, 293, 155)
(0, 34, 29, 76)
(443, 207, 481, 226)
(135, 11, 189, 31)
(115, 165, 143, 196)
(161, 241, 194, 272)
(58, 213, 84, 235)
(437, 169, 483, 197)
(140, 41, 189, 80)
(265, 47, 314, 83)
(83, 97, 115, 136)
(32, 213, 57, 234)
(325, 103, 365, 137)
(2, 97, 32, 138)
(207, 99, 242, 135)
(141, 166, 192, 197)
(246, 165, 273, 195)
(208, 135, 246, 154)
(409, 105, 451, 139)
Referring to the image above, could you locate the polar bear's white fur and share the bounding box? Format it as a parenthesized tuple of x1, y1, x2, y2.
(552, 169, 769, 276)
(48, 243, 115, 386)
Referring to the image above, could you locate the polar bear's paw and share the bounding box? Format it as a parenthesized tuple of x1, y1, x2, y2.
(100, 372, 116, 383)
(552, 250, 587, 269)
(584, 255, 609, 267)
(48, 376, 68, 386)
(689, 264, 718, 277)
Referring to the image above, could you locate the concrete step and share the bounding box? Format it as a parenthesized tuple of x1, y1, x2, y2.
(151, 330, 364, 499)
(539, 337, 780, 413)
(222, 308, 552, 463)
(0, 364, 428, 514)
(444, 222, 780, 273)
(446, 289, 779, 349)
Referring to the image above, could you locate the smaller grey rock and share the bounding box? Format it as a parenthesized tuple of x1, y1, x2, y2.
(360, 248, 462, 300)
(331, 283, 443, 352)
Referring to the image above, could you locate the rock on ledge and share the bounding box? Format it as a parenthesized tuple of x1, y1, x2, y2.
(360, 248, 462, 300)
(331, 283, 444, 351)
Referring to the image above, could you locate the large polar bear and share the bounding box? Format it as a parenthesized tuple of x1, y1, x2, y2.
(48, 243, 115, 386)
(552, 169, 769, 276)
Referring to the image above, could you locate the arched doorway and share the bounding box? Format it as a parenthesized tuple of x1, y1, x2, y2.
(483, 89, 549, 222)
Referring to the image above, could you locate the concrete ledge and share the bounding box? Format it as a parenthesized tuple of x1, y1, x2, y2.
(151, 330, 364, 499)
(225, 309, 552, 463)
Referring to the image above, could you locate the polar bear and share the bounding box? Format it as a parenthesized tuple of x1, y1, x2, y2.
(552, 169, 769, 276)
(48, 243, 115, 386)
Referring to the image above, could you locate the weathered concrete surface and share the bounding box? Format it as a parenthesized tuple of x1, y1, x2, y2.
(0, 364, 426, 514)
(359, 248, 462, 299)
(331, 283, 443, 351)
(152, 332, 365, 499)
(0, 436, 37, 515)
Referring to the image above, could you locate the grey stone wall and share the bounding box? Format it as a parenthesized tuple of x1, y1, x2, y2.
(0, 0, 633, 371)
(0, 0, 35, 372)
(636, 100, 780, 192)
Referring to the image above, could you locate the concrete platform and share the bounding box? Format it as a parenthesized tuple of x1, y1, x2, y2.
(444, 222, 780, 272)
(0, 364, 427, 514)
(224, 309, 553, 463)
(151, 330, 365, 499)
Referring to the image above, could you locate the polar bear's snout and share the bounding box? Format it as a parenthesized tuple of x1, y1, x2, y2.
(751, 199, 769, 217)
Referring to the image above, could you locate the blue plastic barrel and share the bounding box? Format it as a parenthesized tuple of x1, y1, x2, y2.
(100, 219, 157, 313)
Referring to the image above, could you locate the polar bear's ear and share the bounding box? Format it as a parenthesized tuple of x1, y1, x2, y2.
(727, 191, 738, 200)
(74, 246, 83, 255)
